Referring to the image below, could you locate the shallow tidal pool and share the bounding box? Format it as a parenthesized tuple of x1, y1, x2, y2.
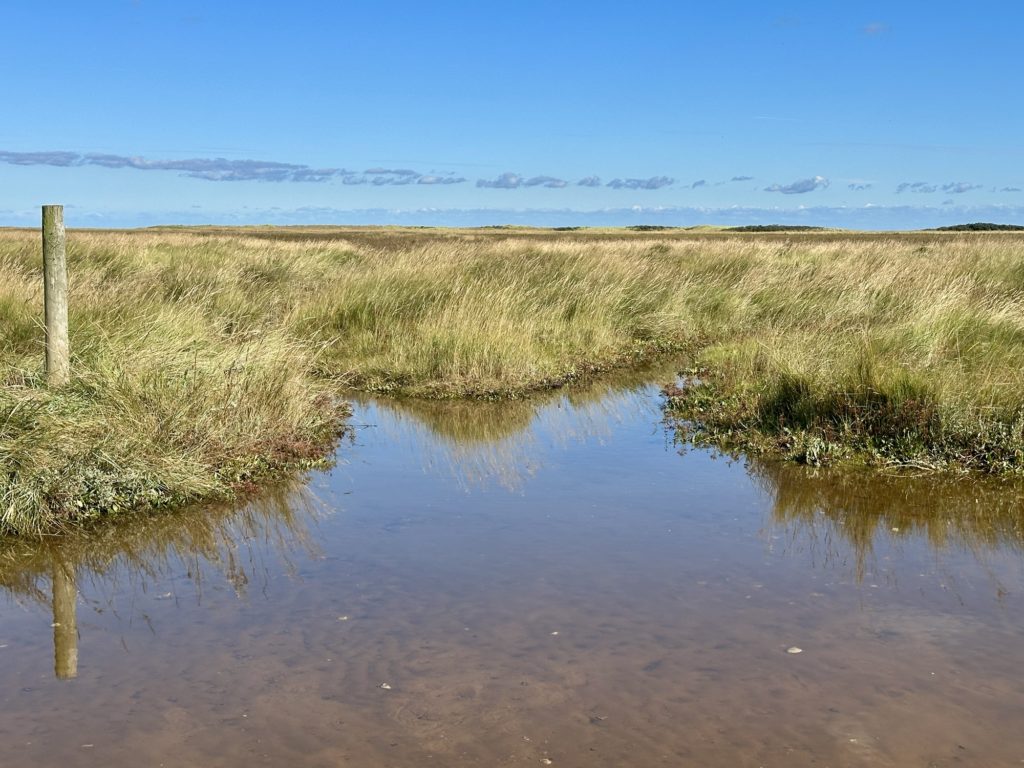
(1, 371, 1023, 767)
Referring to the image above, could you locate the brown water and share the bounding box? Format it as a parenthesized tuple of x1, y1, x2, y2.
(2, 372, 1024, 767)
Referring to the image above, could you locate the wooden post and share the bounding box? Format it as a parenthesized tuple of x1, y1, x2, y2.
(42, 205, 70, 386)
(52, 560, 79, 680)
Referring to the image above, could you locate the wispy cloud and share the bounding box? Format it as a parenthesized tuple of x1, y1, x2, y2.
(1001, 186, 1023, 193)
(82, 152, 343, 182)
(764, 176, 830, 194)
(476, 172, 524, 189)
(895, 181, 981, 195)
(524, 175, 569, 189)
(863, 21, 889, 36)
(0, 149, 473, 185)
(476, 173, 571, 189)
(477, 173, 675, 191)
(848, 183, 873, 191)
(369, 174, 412, 186)
(730, 175, 754, 182)
(896, 181, 938, 194)
(941, 182, 982, 194)
(0, 149, 347, 182)
(691, 179, 707, 189)
(364, 168, 419, 176)
(606, 176, 674, 190)
(417, 174, 467, 185)
(0, 150, 80, 167)
(0, 151, 685, 193)
(349, 169, 467, 186)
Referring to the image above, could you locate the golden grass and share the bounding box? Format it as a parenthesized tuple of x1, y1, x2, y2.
(0, 226, 1023, 533)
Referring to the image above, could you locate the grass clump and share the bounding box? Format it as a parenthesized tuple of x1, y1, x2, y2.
(0, 231, 350, 535)
(663, 234, 1024, 473)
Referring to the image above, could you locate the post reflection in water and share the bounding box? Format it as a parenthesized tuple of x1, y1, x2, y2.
(0, 488, 324, 680)
(51, 559, 78, 680)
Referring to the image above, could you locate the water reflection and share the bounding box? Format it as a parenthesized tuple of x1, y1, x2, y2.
(0, 488, 324, 679)
(368, 377, 1024, 574)
(4, 366, 1024, 686)
(377, 380, 1024, 597)
(51, 558, 77, 679)
(3, 370, 1024, 766)
(352, 362, 676, 490)
(751, 461, 1024, 579)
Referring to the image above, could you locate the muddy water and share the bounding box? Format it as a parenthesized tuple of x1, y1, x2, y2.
(2, 374, 1024, 767)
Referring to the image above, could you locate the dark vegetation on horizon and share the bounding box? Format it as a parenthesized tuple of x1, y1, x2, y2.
(726, 225, 827, 232)
(931, 223, 1024, 232)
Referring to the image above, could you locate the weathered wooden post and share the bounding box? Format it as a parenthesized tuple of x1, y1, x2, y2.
(51, 559, 79, 680)
(42, 205, 70, 386)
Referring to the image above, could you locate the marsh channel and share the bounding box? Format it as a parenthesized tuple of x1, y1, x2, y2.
(2, 364, 1023, 767)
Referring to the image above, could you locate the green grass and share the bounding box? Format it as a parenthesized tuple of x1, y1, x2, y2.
(1, 226, 1023, 534)
(661, 236, 1024, 472)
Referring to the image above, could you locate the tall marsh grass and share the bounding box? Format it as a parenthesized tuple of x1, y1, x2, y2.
(1, 227, 1023, 533)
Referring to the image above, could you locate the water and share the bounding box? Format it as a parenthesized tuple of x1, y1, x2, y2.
(2, 370, 1024, 767)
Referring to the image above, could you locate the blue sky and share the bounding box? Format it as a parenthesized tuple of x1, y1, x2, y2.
(1, 0, 1021, 229)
